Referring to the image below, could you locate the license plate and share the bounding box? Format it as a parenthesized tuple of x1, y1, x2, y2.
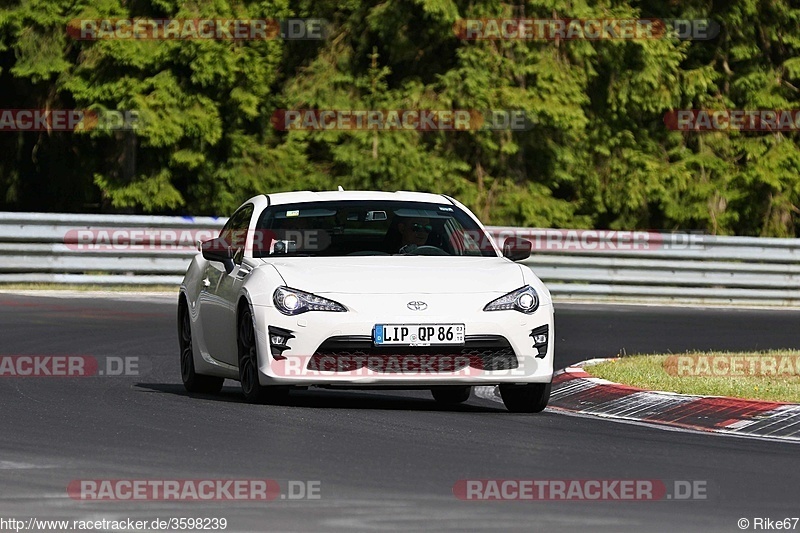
(374, 324, 465, 346)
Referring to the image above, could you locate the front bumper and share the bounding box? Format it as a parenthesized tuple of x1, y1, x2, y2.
(251, 295, 554, 386)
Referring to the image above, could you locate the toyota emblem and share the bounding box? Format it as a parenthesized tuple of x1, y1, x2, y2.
(407, 301, 428, 311)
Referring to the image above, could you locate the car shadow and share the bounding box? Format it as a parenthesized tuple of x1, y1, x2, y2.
(134, 382, 506, 413)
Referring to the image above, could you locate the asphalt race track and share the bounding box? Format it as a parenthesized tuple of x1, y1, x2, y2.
(1, 292, 799, 532)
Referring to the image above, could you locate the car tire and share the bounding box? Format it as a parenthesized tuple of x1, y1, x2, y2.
(237, 307, 289, 404)
(499, 383, 551, 413)
(178, 301, 224, 394)
(431, 386, 471, 405)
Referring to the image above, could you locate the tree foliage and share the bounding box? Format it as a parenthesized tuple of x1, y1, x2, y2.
(0, 0, 799, 236)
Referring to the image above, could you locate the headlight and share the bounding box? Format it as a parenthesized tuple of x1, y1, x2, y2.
(483, 286, 539, 314)
(273, 287, 347, 315)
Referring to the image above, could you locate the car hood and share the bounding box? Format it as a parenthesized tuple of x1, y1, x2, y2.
(261, 256, 524, 295)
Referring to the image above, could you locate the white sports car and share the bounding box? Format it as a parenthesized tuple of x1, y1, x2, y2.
(179, 190, 554, 412)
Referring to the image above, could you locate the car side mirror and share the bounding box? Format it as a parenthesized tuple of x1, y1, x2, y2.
(502, 236, 532, 261)
(201, 238, 235, 274)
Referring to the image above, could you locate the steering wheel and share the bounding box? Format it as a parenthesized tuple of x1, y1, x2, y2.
(402, 245, 449, 256)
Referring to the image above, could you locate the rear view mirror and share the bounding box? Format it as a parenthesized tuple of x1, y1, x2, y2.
(366, 211, 387, 221)
(201, 238, 235, 274)
(502, 237, 532, 261)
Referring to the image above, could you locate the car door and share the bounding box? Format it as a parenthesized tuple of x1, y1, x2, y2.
(199, 204, 254, 365)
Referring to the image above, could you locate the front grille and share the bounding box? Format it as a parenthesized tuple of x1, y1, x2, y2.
(307, 335, 518, 372)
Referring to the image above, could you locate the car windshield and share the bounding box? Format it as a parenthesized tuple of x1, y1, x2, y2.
(253, 200, 498, 258)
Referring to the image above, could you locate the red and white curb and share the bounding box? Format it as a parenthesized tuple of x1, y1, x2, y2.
(479, 359, 800, 443)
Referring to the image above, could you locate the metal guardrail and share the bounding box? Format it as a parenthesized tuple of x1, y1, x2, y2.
(0, 213, 798, 306)
(0, 212, 222, 286)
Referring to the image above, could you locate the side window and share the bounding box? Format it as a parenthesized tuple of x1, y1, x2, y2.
(220, 205, 254, 265)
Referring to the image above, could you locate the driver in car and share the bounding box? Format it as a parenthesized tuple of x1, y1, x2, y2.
(397, 217, 432, 253)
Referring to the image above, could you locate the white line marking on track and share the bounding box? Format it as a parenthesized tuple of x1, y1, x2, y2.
(474, 385, 501, 404)
(0, 461, 55, 469)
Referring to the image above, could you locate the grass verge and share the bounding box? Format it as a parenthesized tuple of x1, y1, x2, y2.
(585, 351, 800, 403)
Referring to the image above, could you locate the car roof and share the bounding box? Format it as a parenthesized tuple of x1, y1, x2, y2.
(261, 190, 453, 206)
